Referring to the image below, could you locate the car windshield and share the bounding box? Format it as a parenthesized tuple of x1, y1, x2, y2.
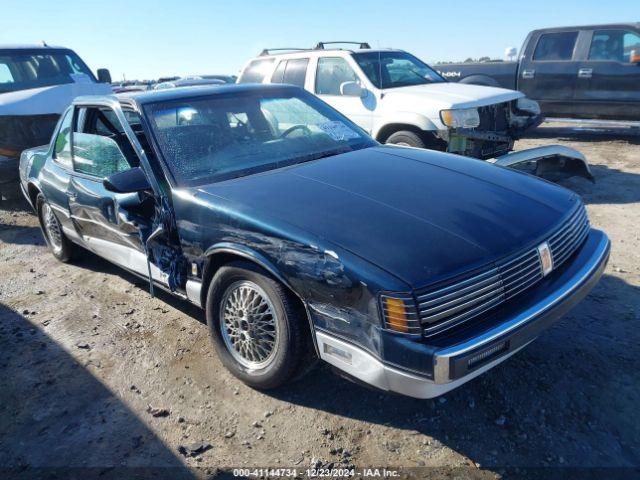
(353, 51, 445, 89)
(145, 88, 376, 186)
(0, 49, 96, 94)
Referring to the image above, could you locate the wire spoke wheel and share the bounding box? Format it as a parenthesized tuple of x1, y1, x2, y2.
(42, 203, 63, 254)
(219, 280, 279, 370)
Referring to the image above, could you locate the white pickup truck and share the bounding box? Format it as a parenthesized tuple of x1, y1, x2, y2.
(0, 44, 112, 199)
(238, 42, 592, 181)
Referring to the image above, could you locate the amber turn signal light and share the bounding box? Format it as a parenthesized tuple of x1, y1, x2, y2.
(380, 295, 421, 334)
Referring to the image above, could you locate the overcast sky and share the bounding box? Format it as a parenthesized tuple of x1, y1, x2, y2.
(1, 0, 635, 81)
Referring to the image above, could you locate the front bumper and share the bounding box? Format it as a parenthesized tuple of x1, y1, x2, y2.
(316, 229, 610, 398)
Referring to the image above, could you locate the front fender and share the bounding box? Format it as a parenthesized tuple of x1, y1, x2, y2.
(372, 112, 440, 140)
(202, 242, 322, 353)
(203, 242, 301, 303)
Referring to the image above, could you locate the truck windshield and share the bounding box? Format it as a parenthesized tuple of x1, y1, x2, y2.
(353, 51, 445, 89)
(353, 52, 445, 88)
(145, 88, 376, 186)
(0, 49, 96, 94)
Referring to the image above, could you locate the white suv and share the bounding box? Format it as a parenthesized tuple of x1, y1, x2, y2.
(238, 42, 546, 160)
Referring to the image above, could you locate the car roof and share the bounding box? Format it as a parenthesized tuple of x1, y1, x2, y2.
(530, 23, 640, 34)
(255, 48, 402, 60)
(110, 83, 300, 107)
(72, 84, 302, 112)
(0, 44, 71, 51)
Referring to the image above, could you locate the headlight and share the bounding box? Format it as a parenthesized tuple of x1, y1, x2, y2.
(440, 108, 480, 129)
(516, 97, 541, 115)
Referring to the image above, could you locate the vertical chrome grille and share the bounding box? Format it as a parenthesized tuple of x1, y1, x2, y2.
(499, 249, 543, 300)
(415, 203, 590, 337)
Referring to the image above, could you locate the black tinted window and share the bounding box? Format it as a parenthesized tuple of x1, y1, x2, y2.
(282, 58, 309, 88)
(533, 32, 578, 61)
(238, 59, 274, 83)
(589, 30, 640, 62)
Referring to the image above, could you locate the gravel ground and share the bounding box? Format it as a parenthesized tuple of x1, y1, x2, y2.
(0, 125, 638, 479)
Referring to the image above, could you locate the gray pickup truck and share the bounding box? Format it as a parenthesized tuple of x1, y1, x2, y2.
(437, 23, 640, 122)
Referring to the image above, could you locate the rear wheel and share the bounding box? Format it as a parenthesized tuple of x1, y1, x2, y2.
(205, 261, 313, 389)
(385, 130, 426, 148)
(36, 194, 75, 262)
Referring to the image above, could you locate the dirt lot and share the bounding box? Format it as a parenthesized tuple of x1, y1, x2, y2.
(1, 125, 638, 479)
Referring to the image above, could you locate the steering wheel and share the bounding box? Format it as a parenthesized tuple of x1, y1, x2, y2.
(280, 124, 312, 138)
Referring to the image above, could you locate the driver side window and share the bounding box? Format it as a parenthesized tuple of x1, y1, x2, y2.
(315, 57, 359, 95)
(72, 107, 139, 178)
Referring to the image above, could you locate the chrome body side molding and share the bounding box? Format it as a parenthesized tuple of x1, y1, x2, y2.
(185, 280, 203, 308)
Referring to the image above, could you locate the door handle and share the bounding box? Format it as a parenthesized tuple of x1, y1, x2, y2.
(522, 69, 535, 79)
(578, 68, 593, 79)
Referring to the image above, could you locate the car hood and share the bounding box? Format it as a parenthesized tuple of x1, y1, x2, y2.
(382, 82, 523, 111)
(196, 146, 577, 288)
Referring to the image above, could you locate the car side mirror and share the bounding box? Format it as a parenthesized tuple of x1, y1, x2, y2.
(630, 50, 640, 64)
(97, 68, 112, 84)
(104, 167, 151, 194)
(340, 81, 366, 98)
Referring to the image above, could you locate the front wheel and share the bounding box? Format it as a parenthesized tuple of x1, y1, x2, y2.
(205, 261, 313, 389)
(385, 130, 426, 149)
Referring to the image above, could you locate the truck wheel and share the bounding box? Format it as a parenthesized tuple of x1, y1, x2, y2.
(36, 194, 75, 262)
(205, 260, 313, 390)
(385, 131, 426, 149)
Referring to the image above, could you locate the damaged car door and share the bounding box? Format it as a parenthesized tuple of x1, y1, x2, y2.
(65, 105, 167, 284)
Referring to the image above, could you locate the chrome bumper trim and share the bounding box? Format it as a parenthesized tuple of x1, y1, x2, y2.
(316, 330, 529, 399)
(317, 229, 610, 398)
(433, 229, 609, 382)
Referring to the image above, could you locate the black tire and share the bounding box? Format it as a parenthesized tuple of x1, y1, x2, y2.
(385, 130, 426, 149)
(36, 194, 75, 262)
(205, 260, 314, 389)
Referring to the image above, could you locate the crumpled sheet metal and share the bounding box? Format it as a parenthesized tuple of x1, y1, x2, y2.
(489, 144, 595, 183)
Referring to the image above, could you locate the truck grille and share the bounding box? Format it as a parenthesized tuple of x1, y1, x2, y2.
(477, 102, 510, 132)
(416, 203, 589, 337)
